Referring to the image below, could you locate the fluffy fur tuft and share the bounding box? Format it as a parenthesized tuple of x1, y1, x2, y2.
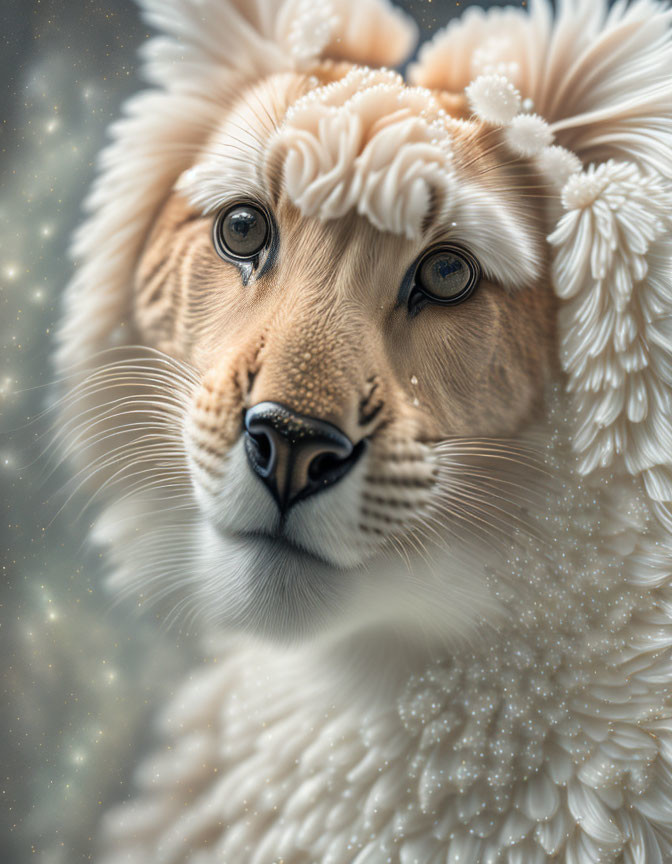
(536, 145, 582, 189)
(466, 73, 522, 126)
(504, 113, 553, 157)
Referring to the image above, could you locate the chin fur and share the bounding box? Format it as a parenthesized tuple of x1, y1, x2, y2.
(195, 522, 351, 642)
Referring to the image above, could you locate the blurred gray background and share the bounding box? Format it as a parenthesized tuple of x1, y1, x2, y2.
(0, 1, 519, 861)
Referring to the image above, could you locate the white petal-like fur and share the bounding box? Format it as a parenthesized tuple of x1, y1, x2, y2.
(94, 441, 672, 864)
(549, 161, 672, 510)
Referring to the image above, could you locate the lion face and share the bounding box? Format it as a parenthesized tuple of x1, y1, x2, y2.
(117, 67, 556, 640)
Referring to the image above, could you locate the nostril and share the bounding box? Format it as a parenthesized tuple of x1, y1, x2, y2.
(252, 431, 272, 467)
(308, 452, 342, 482)
(308, 440, 366, 485)
(245, 428, 275, 476)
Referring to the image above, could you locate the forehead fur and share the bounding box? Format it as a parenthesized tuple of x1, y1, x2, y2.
(179, 68, 546, 289)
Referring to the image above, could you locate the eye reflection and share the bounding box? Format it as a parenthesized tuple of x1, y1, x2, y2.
(411, 245, 481, 311)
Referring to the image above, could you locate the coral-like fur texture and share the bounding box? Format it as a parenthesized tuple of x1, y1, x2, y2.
(271, 68, 454, 239)
(53, 0, 672, 862)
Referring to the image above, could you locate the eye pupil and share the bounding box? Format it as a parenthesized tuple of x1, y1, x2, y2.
(215, 204, 269, 260)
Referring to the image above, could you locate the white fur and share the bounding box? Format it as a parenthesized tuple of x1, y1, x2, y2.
(536, 145, 582, 189)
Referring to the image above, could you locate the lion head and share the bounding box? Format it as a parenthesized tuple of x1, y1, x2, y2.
(55, 0, 672, 646)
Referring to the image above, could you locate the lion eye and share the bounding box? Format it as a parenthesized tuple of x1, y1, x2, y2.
(214, 203, 269, 261)
(410, 245, 480, 313)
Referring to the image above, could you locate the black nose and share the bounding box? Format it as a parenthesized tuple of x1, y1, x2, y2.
(244, 402, 364, 512)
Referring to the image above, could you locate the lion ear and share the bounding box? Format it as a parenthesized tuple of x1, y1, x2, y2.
(410, 0, 672, 176)
(138, 0, 417, 89)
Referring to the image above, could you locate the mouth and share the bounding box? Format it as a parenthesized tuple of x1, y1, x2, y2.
(232, 529, 337, 567)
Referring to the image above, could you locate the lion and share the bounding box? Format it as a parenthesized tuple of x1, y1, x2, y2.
(54, 0, 672, 861)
